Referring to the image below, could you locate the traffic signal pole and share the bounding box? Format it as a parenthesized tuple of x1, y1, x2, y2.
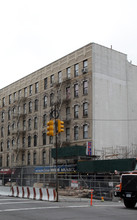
(55, 119, 58, 202)
(47, 104, 64, 202)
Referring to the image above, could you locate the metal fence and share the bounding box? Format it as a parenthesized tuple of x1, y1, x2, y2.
(0, 167, 120, 201)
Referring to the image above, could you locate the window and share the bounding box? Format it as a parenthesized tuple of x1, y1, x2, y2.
(43, 95, 47, 108)
(28, 136, 31, 147)
(2, 111, 5, 122)
(8, 125, 10, 135)
(74, 64, 79, 77)
(23, 103, 27, 114)
(13, 92, 16, 101)
(1, 142, 3, 152)
(34, 117, 38, 129)
(17, 138, 20, 147)
(42, 150, 46, 165)
(29, 85, 32, 95)
(29, 101, 32, 113)
(83, 102, 88, 117)
(50, 93, 54, 106)
(8, 109, 11, 120)
(0, 156, 2, 167)
(50, 74, 54, 86)
(22, 153, 25, 165)
(34, 99, 38, 111)
(1, 127, 4, 137)
(35, 82, 38, 93)
(82, 60, 88, 73)
(28, 119, 31, 131)
(2, 97, 5, 107)
(24, 87, 27, 97)
(74, 105, 79, 119)
(66, 86, 71, 99)
(66, 107, 70, 120)
(83, 80, 88, 95)
(7, 155, 9, 167)
(49, 136, 53, 144)
(43, 114, 47, 127)
(7, 140, 10, 150)
(83, 124, 88, 139)
(34, 135, 37, 146)
(23, 120, 26, 131)
(18, 90, 21, 98)
(33, 152, 37, 165)
(74, 84, 79, 97)
(43, 133, 46, 145)
(28, 152, 30, 165)
(44, 78, 47, 90)
(66, 67, 71, 79)
(12, 122, 15, 131)
(22, 137, 25, 148)
(9, 95, 12, 104)
(66, 128, 70, 142)
(12, 139, 15, 147)
(58, 71, 62, 83)
(74, 126, 79, 140)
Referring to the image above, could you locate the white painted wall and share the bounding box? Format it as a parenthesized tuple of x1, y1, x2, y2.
(92, 44, 129, 155)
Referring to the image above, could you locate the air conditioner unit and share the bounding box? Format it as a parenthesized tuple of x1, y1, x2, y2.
(82, 68, 88, 74)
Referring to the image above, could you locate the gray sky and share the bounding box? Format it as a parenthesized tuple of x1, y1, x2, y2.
(0, 0, 137, 89)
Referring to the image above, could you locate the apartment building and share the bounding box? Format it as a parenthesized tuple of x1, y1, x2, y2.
(0, 43, 92, 170)
(1, 42, 137, 175)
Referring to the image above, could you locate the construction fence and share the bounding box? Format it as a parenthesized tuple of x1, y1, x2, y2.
(0, 166, 120, 201)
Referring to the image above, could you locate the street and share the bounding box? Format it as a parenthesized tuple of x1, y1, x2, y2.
(0, 195, 136, 220)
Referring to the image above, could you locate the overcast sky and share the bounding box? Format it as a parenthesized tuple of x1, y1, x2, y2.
(0, 0, 137, 89)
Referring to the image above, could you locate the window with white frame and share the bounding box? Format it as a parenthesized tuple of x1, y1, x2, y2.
(83, 124, 88, 139)
(83, 102, 88, 117)
(83, 80, 88, 95)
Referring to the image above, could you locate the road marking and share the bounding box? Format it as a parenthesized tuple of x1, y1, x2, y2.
(0, 201, 44, 205)
(0, 205, 89, 213)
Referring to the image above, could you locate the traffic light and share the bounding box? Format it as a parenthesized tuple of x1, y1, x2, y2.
(57, 119, 64, 133)
(47, 120, 54, 136)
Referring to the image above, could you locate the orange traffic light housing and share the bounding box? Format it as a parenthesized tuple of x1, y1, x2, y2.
(47, 120, 54, 136)
(57, 119, 64, 133)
